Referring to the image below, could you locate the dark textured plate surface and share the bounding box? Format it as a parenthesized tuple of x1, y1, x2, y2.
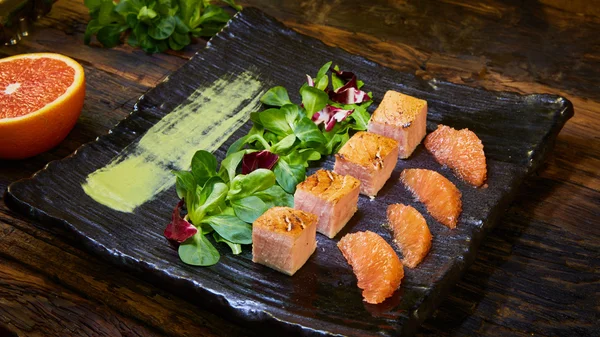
(4, 8, 573, 337)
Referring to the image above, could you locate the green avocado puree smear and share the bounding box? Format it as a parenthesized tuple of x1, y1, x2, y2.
(82, 71, 264, 213)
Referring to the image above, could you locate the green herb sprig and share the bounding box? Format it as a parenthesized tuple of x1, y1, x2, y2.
(84, 0, 241, 53)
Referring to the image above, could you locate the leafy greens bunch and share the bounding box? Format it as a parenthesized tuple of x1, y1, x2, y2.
(230, 61, 373, 194)
(165, 150, 293, 266)
(164, 62, 372, 266)
(84, 0, 241, 53)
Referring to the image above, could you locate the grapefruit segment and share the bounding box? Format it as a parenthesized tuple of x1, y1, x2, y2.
(337, 231, 404, 304)
(400, 169, 462, 229)
(387, 204, 432, 268)
(424, 124, 487, 187)
(0, 53, 85, 159)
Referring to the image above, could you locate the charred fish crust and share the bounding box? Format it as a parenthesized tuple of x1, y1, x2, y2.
(284, 215, 292, 232)
(291, 213, 305, 229)
(267, 218, 278, 231)
(373, 148, 384, 169)
(317, 172, 330, 189)
(361, 139, 369, 159)
(306, 174, 319, 189)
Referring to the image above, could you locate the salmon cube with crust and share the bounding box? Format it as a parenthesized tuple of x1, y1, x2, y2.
(333, 131, 399, 197)
(294, 169, 361, 238)
(367, 90, 428, 159)
(252, 207, 318, 276)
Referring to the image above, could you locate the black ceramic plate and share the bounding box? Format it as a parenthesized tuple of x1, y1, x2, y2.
(5, 8, 573, 337)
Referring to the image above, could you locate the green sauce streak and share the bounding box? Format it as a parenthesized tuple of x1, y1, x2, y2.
(82, 71, 264, 213)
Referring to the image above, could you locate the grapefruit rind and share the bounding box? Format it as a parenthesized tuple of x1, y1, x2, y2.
(0, 53, 85, 159)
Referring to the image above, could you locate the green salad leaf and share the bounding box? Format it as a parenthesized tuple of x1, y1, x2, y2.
(253, 185, 294, 208)
(218, 150, 247, 182)
(270, 134, 297, 154)
(203, 214, 252, 244)
(231, 196, 268, 223)
(300, 85, 329, 115)
(227, 168, 276, 200)
(274, 159, 306, 194)
(172, 170, 195, 199)
(178, 232, 220, 266)
(294, 117, 326, 145)
(260, 86, 292, 107)
(213, 232, 242, 255)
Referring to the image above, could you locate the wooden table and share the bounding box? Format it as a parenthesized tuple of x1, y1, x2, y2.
(1, 1, 598, 336)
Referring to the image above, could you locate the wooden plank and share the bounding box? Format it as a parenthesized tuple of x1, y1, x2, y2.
(0, 205, 248, 337)
(241, 0, 600, 101)
(0, 258, 159, 337)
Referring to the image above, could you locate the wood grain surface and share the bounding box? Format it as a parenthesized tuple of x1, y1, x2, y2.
(0, 0, 598, 336)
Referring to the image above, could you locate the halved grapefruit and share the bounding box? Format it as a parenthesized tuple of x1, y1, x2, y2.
(0, 53, 85, 159)
(337, 230, 404, 304)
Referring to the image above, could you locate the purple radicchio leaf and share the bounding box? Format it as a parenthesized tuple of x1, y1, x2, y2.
(306, 74, 314, 87)
(312, 105, 354, 131)
(329, 86, 370, 104)
(328, 68, 370, 104)
(331, 68, 355, 81)
(305, 74, 329, 95)
(164, 200, 197, 244)
(242, 150, 279, 174)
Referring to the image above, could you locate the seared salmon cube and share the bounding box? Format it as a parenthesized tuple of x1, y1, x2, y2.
(294, 169, 360, 238)
(333, 131, 399, 197)
(252, 207, 318, 276)
(367, 90, 427, 159)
